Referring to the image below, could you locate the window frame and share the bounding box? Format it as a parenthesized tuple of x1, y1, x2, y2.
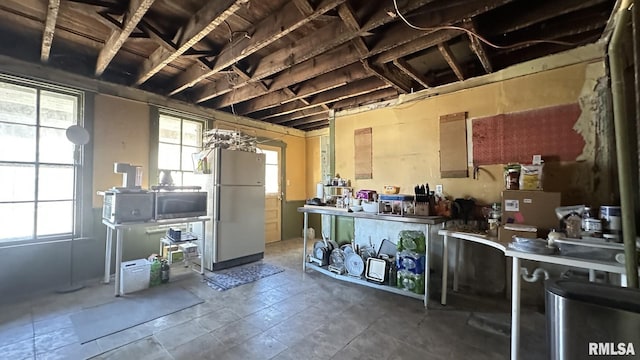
(0, 74, 89, 246)
(152, 108, 207, 186)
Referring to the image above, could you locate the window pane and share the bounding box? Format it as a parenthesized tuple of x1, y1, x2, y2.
(182, 145, 199, 171)
(0, 164, 35, 201)
(0, 123, 36, 162)
(37, 201, 72, 236)
(264, 150, 278, 165)
(265, 164, 279, 194)
(38, 165, 73, 201)
(158, 143, 181, 170)
(0, 82, 37, 125)
(0, 202, 34, 241)
(182, 120, 202, 147)
(39, 127, 74, 164)
(40, 91, 77, 129)
(182, 172, 199, 187)
(159, 115, 181, 144)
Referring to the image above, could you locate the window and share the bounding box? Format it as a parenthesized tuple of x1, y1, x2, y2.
(158, 112, 204, 186)
(262, 149, 279, 194)
(0, 78, 84, 243)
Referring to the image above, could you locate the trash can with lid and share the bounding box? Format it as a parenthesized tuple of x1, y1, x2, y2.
(545, 279, 640, 359)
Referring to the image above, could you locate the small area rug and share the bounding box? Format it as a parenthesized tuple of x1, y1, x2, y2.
(71, 285, 203, 344)
(205, 262, 284, 291)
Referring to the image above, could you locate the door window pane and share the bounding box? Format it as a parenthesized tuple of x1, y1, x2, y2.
(40, 90, 77, 129)
(0, 202, 34, 241)
(39, 127, 74, 164)
(0, 123, 36, 162)
(0, 82, 37, 125)
(38, 165, 73, 201)
(37, 201, 72, 236)
(0, 164, 35, 201)
(264, 150, 278, 165)
(265, 164, 279, 194)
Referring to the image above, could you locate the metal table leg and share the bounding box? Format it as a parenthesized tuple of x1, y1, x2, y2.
(424, 224, 431, 308)
(441, 234, 448, 305)
(114, 229, 123, 297)
(453, 239, 461, 292)
(104, 226, 112, 284)
(511, 256, 521, 360)
(303, 212, 308, 271)
(199, 220, 205, 275)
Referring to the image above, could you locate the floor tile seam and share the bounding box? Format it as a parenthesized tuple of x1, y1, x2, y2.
(237, 331, 290, 359)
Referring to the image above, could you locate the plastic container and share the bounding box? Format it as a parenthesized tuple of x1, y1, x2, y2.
(120, 259, 151, 294)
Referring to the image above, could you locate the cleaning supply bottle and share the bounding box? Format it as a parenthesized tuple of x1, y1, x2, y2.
(150, 257, 161, 287)
(161, 259, 170, 284)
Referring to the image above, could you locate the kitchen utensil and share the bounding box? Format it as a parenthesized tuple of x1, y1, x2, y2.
(365, 257, 387, 283)
(349, 205, 363, 212)
(377, 238, 397, 257)
(362, 201, 379, 213)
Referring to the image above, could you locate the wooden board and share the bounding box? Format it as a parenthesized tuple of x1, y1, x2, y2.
(439, 112, 468, 178)
(354, 127, 373, 179)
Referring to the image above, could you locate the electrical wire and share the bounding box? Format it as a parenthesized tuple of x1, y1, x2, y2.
(392, 0, 577, 50)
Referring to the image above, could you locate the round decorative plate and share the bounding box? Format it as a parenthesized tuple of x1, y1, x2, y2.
(345, 253, 364, 276)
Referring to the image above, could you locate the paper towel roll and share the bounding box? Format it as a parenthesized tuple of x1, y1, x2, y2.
(316, 183, 324, 199)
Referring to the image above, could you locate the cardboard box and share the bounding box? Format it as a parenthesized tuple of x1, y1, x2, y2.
(502, 190, 561, 232)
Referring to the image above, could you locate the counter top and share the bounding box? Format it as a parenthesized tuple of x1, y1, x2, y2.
(438, 229, 509, 252)
(298, 205, 446, 225)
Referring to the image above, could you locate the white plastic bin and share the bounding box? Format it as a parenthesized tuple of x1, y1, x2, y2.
(120, 259, 151, 294)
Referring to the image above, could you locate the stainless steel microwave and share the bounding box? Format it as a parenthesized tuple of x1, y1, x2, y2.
(154, 191, 208, 220)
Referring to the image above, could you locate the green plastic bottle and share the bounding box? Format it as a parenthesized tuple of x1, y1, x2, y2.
(150, 258, 161, 287)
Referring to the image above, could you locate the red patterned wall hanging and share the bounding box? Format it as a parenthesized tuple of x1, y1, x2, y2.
(472, 103, 584, 165)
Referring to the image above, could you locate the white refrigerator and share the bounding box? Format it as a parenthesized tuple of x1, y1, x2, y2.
(202, 148, 266, 271)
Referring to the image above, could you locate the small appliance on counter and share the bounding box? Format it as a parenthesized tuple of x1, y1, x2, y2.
(151, 186, 207, 220)
(101, 163, 154, 223)
(378, 194, 415, 216)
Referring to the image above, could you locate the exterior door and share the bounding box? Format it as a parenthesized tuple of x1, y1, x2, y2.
(260, 145, 282, 243)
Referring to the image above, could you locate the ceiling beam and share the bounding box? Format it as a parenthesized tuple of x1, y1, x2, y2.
(269, 107, 328, 123)
(291, 0, 314, 16)
(362, 60, 413, 93)
(331, 88, 399, 110)
(438, 42, 464, 81)
(193, 0, 437, 103)
(95, 0, 155, 76)
(299, 122, 330, 131)
(169, 0, 346, 95)
(201, 41, 363, 106)
(41, 0, 61, 63)
(236, 62, 368, 115)
(463, 19, 493, 73)
(486, 0, 609, 35)
(255, 77, 388, 119)
(199, 0, 513, 106)
(393, 58, 432, 88)
(281, 114, 329, 128)
(135, 0, 247, 85)
(372, 29, 461, 65)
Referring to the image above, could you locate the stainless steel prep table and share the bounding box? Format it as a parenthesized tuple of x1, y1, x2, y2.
(298, 205, 446, 307)
(102, 216, 210, 296)
(438, 229, 630, 360)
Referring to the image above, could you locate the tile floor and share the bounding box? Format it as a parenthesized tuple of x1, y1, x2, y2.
(0, 238, 547, 360)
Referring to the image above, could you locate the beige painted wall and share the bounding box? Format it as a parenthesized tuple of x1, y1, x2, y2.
(334, 62, 602, 206)
(305, 130, 328, 199)
(93, 94, 150, 207)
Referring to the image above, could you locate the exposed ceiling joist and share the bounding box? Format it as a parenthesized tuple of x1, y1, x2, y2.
(332, 88, 399, 110)
(41, 0, 61, 63)
(281, 114, 329, 127)
(372, 29, 460, 64)
(236, 62, 368, 115)
(298, 120, 330, 131)
(393, 58, 432, 88)
(438, 42, 464, 81)
(269, 106, 328, 123)
(463, 19, 493, 73)
(194, 0, 437, 103)
(170, 0, 346, 95)
(95, 0, 155, 76)
(363, 60, 412, 93)
(135, 0, 247, 85)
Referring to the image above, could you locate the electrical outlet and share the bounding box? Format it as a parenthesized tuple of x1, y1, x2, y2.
(435, 184, 443, 194)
